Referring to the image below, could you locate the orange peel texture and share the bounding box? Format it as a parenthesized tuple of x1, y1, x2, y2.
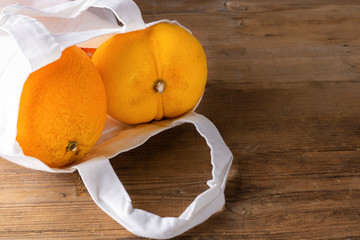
(16, 46, 107, 168)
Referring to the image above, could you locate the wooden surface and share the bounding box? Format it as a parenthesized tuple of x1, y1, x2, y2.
(1, 0, 360, 239)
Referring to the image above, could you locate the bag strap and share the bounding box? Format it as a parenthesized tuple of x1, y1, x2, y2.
(92, 0, 145, 31)
(2, 0, 146, 50)
(2, 0, 145, 28)
(75, 112, 233, 239)
(0, 13, 62, 71)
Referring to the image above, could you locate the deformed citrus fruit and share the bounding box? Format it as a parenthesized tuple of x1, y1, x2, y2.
(92, 22, 207, 124)
(16, 46, 107, 168)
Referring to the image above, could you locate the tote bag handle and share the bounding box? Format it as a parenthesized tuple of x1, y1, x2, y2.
(0, 13, 62, 71)
(76, 112, 233, 239)
(1, 0, 146, 51)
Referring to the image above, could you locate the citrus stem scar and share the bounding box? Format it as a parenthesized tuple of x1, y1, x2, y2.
(153, 79, 166, 93)
(66, 141, 78, 152)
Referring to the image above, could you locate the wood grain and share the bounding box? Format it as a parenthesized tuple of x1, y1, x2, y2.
(1, 0, 360, 239)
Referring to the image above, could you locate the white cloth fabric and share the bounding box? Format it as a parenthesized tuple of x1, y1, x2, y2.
(0, 1, 233, 239)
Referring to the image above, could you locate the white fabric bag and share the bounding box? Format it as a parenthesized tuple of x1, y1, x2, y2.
(0, 0, 233, 239)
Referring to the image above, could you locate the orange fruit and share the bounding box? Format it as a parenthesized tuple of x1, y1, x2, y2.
(92, 22, 207, 124)
(16, 46, 107, 168)
(81, 47, 96, 58)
